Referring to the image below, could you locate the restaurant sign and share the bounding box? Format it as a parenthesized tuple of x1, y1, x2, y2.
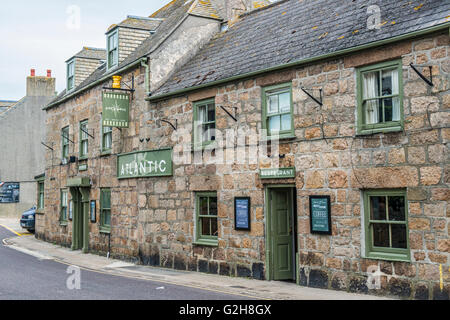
(260, 167, 296, 179)
(102, 92, 130, 128)
(117, 148, 173, 179)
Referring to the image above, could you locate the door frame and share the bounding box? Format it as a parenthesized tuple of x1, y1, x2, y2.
(264, 184, 297, 281)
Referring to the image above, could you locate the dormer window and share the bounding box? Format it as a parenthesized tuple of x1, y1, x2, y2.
(67, 60, 75, 91)
(107, 31, 119, 70)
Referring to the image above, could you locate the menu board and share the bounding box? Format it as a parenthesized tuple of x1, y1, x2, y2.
(0, 182, 20, 203)
(309, 196, 332, 235)
(235, 197, 251, 231)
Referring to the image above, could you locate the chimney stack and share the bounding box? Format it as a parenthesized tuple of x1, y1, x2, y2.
(26, 69, 56, 97)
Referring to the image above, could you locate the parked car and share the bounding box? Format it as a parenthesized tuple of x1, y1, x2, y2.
(20, 207, 36, 233)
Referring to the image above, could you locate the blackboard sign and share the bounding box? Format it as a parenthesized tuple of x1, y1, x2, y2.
(235, 197, 251, 231)
(309, 196, 332, 235)
(0, 182, 20, 203)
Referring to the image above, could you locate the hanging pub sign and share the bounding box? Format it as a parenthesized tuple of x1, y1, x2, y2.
(102, 92, 130, 128)
(117, 148, 173, 179)
(235, 197, 251, 231)
(260, 167, 296, 179)
(309, 195, 332, 235)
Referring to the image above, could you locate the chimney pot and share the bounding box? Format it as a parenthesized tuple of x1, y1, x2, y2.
(30, 69, 35, 77)
(47, 70, 52, 78)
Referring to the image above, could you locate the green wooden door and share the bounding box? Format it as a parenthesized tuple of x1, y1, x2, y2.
(271, 189, 294, 280)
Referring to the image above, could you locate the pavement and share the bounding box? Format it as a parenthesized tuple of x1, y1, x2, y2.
(0, 217, 391, 300)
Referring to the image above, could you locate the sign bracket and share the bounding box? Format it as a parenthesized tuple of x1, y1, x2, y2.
(301, 87, 323, 106)
(61, 133, 75, 144)
(159, 119, 178, 131)
(219, 106, 238, 122)
(80, 127, 95, 139)
(41, 142, 54, 151)
(410, 63, 433, 87)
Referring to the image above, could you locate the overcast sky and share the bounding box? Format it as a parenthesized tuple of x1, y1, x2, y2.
(0, 0, 168, 100)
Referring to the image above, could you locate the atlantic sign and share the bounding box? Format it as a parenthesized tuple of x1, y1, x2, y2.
(102, 92, 130, 128)
(117, 148, 173, 179)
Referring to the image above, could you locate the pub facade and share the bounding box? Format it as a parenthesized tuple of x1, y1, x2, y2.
(38, 0, 449, 299)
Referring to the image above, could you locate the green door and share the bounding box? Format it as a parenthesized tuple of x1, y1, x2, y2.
(271, 188, 294, 280)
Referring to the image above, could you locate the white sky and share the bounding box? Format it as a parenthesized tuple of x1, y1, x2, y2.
(0, 0, 168, 100)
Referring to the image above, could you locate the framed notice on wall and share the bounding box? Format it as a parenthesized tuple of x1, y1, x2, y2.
(235, 197, 251, 231)
(69, 201, 73, 221)
(90, 200, 96, 223)
(309, 196, 332, 235)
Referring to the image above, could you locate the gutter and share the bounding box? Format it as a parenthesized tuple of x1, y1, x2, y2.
(147, 22, 450, 102)
(44, 57, 148, 111)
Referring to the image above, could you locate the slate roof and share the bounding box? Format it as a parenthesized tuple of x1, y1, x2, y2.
(68, 47, 106, 62)
(152, 0, 450, 98)
(188, 0, 223, 20)
(47, 0, 194, 109)
(107, 16, 164, 33)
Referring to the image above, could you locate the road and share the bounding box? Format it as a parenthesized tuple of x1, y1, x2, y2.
(0, 226, 249, 300)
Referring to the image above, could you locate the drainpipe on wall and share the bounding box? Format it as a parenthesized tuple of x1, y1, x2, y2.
(141, 58, 151, 97)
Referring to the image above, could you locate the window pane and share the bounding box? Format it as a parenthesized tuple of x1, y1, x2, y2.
(267, 94, 279, 114)
(209, 197, 217, 216)
(363, 71, 380, 99)
(207, 104, 215, 122)
(391, 224, 407, 249)
(383, 98, 393, 122)
(279, 92, 290, 113)
(281, 114, 291, 131)
(104, 210, 111, 226)
(372, 223, 390, 247)
(370, 196, 387, 220)
(202, 123, 215, 142)
(201, 217, 218, 236)
(382, 69, 396, 96)
(199, 197, 208, 215)
(388, 196, 405, 221)
(268, 115, 280, 132)
(363, 100, 381, 124)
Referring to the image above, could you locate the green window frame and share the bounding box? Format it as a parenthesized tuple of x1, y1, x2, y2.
(356, 59, 404, 135)
(38, 181, 44, 210)
(194, 192, 218, 246)
(193, 98, 216, 150)
(262, 83, 295, 140)
(79, 120, 89, 159)
(60, 189, 68, 225)
(101, 115, 112, 154)
(364, 189, 410, 262)
(107, 30, 119, 70)
(100, 188, 111, 233)
(67, 60, 75, 91)
(61, 126, 70, 160)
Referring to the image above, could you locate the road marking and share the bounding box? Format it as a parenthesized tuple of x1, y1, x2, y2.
(0, 224, 23, 237)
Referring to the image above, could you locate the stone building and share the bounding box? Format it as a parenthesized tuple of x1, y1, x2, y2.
(0, 70, 55, 217)
(39, 0, 449, 300)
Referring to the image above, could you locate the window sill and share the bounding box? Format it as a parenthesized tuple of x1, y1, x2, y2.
(261, 134, 296, 142)
(193, 239, 218, 247)
(357, 125, 403, 136)
(191, 142, 217, 152)
(35, 209, 45, 215)
(60, 221, 68, 227)
(99, 227, 111, 234)
(78, 156, 88, 161)
(364, 251, 410, 263)
(100, 150, 112, 157)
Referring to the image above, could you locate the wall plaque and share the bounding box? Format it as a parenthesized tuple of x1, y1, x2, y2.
(260, 167, 295, 179)
(309, 195, 332, 235)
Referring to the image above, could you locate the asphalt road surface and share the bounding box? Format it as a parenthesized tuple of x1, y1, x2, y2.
(0, 226, 250, 300)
